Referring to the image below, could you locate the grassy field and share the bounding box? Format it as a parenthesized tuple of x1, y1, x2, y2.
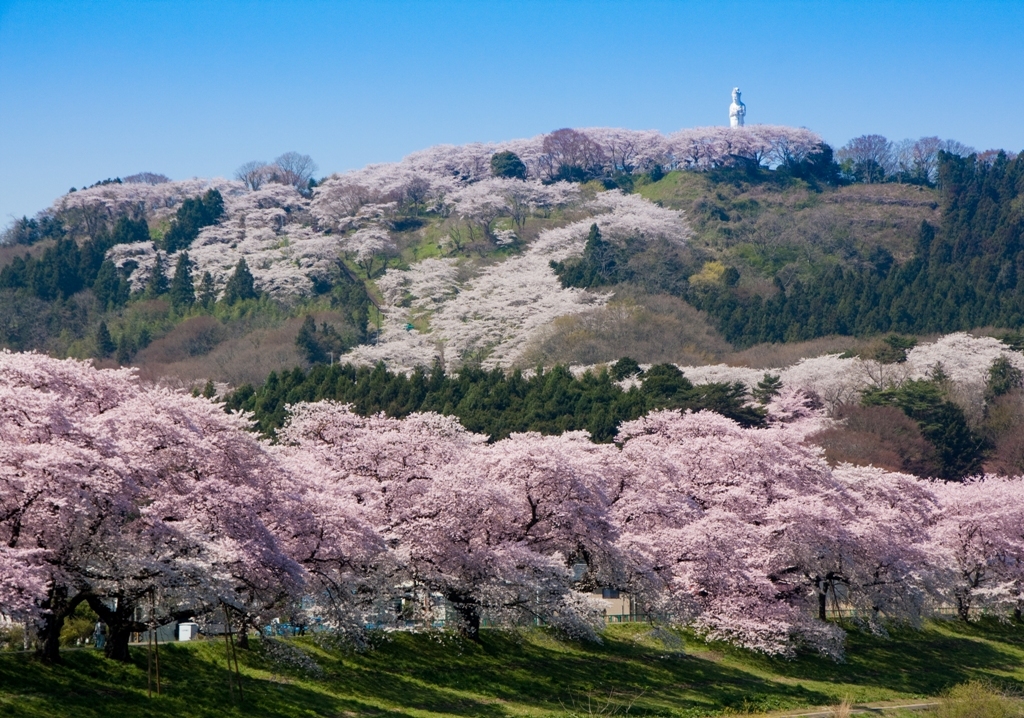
(3, 620, 1024, 717)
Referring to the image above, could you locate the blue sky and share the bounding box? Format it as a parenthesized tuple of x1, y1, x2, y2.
(1, 0, 1022, 224)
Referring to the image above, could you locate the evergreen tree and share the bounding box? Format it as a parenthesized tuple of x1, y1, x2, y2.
(110, 215, 150, 245)
(197, 271, 217, 308)
(30, 237, 84, 300)
(985, 356, 1024, 402)
(295, 315, 357, 365)
(95, 321, 115, 357)
(490, 151, 528, 180)
(224, 360, 764, 441)
(222, 258, 258, 304)
(551, 224, 620, 288)
(862, 380, 987, 480)
(752, 374, 783, 404)
(115, 334, 132, 365)
(169, 252, 195, 309)
(92, 260, 130, 309)
(611, 357, 643, 380)
(145, 254, 169, 298)
(295, 315, 325, 364)
(162, 189, 225, 253)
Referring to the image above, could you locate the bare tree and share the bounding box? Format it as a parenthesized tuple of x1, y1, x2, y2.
(401, 176, 432, 210)
(837, 134, 894, 183)
(272, 152, 318, 191)
(891, 136, 974, 184)
(939, 139, 976, 158)
(235, 160, 271, 191)
(910, 137, 944, 184)
(123, 172, 171, 185)
(539, 128, 607, 181)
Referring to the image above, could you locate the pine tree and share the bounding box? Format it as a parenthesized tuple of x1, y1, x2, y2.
(92, 260, 130, 309)
(752, 374, 783, 404)
(145, 254, 169, 298)
(95, 321, 116, 357)
(222, 258, 258, 305)
(295, 315, 325, 364)
(115, 333, 132, 365)
(169, 252, 195, 309)
(197, 271, 217, 308)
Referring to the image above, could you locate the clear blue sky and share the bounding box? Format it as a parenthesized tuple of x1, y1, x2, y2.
(1, 0, 1022, 224)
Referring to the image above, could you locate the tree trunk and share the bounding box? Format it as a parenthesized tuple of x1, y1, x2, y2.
(235, 613, 250, 650)
(86, 595, 144, 662)
(818, 586, 828, 621)
(37, 586, 86, 664)
(448, 594, 481, 641)
(955, 592, 971, 622)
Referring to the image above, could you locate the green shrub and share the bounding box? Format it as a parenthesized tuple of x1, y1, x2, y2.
(0, 624, 24, 651)
(60, 602, 100, 647)
(936, 681, 1021, 718)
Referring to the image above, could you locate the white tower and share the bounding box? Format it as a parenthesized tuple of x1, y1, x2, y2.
(729, 87, 746, 128)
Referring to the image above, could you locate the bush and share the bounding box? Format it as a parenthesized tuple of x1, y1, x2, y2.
(0, 624, 24, 651)
(491, 151, 527, 180)
(936, 681, 1022, 718)
(60, 602, 100, 648)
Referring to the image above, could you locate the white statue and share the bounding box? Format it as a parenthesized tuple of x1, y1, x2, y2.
(729, 87, 746, 128)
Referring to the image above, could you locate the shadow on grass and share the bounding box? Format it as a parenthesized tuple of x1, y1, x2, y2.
(5, 619, 1024, 717)
(0, 643, 451, 718)
(337, 627, 834, 715)
(721, 618, 1024, 699)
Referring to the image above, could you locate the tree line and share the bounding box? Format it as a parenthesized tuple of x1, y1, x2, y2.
(223, 358, 763, 442)
(8, 352, 1024, 667)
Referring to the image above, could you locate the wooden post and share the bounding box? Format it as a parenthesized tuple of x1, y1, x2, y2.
(147, 621, 152, 699)
(222, 604, 235, 702)
(151, 591, 161, 695)
(222, 602, 242, 701)
(228, 612, 243, 701)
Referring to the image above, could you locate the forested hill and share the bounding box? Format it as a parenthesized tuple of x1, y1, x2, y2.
(681, 152, 1024, 345)
(1, 128, 1021, 392)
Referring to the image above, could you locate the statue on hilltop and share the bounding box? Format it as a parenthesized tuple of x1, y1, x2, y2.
(729, 87, 746, 128)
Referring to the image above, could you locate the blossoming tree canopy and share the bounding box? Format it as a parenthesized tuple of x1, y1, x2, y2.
(0, 351, 303, 660)
(8, 351, 1024, 662)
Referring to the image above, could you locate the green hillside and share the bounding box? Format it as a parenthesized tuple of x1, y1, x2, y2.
(2, 149, 1022, 387)
(4, 622, 1024, 717)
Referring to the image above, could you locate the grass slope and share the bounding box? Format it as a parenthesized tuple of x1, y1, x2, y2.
(3, 621, 1024, 717)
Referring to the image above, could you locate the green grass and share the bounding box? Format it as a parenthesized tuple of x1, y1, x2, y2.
(4, 620, 1024, 717)
(635, 171, 710, 210)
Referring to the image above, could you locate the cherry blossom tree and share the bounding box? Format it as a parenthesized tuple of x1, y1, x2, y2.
(450, 179, 510, 242)
(278, 403, 620, 639)
(0, 547, 47, 622)
(0, 351, 304, 661)
(276, 403, 485, 628)
(427, 431, 625, 638)
(613, 410, 875, 658)
(928, 477, 1024, 621)
(828, 464, 937, 626)
(343, 226, 397, 277)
